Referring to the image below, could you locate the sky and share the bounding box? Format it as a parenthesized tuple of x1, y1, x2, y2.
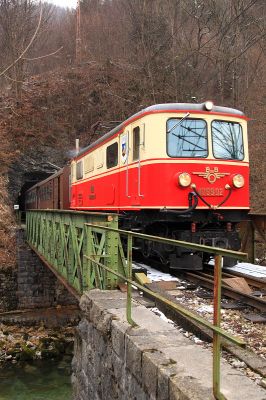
(47, 0, 77, 8)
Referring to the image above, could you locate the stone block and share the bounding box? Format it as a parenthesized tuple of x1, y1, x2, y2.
(169, 375, 212, 400)
(157, 362, 178, 400)
(110, 351, 125, 384)
(142, 351, 158, 399)
(111, 319, 127, 359)
(109, 305, 177, 334)
(125, 334, 142, 381)
(76, 319, 90, 341)
(123, 373, 149, 400)
(142, 349, 171, 400)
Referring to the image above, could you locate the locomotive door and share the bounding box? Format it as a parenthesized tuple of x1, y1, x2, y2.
(130, 124, 144, 205)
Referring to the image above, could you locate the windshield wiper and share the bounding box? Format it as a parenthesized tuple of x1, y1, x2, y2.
(167, 112, 190, 134)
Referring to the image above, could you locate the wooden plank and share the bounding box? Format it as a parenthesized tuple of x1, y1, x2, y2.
(134, 272, 151, 285)
(153, 280, 178, 290)
(222, 277, 252, 295)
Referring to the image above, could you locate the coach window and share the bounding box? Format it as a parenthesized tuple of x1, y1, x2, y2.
(76, 161, 83, 180)
(106, 142, 118, 169)
(133, 126, 140, 161)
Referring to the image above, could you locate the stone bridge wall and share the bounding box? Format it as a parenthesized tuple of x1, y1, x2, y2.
(16, 228, 77, 309)
(0, 266, 17, 312)
(72, 290, 266, 400)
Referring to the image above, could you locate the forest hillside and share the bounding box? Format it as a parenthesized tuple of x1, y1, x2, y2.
(0, 0, 265, 267)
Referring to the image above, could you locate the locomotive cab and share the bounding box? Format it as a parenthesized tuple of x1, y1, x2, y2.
(70, 102, 249, 270)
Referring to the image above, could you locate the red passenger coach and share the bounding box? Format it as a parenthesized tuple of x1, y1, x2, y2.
(25, 166, 71, 210)
(70, 102, 249, 270)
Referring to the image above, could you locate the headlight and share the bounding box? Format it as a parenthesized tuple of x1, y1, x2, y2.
(204, 101, 213, 111)
(232, 174, 245, 188)
(178, 172, 191, 187)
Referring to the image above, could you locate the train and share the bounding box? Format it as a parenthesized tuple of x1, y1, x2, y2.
(25, 101, 250, 270)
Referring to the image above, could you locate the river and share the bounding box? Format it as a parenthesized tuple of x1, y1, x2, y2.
(0, 356, 72, 400)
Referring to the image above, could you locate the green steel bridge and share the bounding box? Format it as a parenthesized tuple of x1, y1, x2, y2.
(25, 209, 248, 400)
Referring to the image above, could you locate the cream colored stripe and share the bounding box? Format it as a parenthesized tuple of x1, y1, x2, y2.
(73, 159, 249, 186)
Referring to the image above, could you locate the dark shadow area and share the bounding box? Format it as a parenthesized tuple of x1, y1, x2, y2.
(17, 172, 52, 211)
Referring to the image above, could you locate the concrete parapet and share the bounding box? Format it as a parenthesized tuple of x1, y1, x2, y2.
(72, 289, 266, 400)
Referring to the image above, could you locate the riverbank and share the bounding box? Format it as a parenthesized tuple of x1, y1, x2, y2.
(0, 322, 75, 364)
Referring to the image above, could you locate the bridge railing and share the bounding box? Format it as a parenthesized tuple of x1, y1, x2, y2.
(26, 210, 247, 400)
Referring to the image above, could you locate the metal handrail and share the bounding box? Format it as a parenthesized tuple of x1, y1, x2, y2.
(85, 223, 247, 259)
(85, 223, 248, 400)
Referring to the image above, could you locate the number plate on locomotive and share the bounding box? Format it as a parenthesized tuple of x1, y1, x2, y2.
(198, 188, 224, 196)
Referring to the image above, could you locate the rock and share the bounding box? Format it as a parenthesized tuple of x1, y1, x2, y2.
(19, 345, 35, 361)
(39, 337, 52, 347)
(231, 360, 246, 368)
(54, 339, 66, 353)
(41, 348, 60, 359)
(260, 379, 266, 389)
(23, 364, 38, 374)
(35, 350, 42, 358)
(6, 348, 21, 356)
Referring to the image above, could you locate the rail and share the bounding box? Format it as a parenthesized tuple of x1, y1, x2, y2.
(26, 210, 248, 400)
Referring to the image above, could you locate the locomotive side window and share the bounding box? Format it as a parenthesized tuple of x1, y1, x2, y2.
(76, 161, 83, 180)
(133, 126, 140, 161)
(167, 118, 207, 158)
(212, 121, 244, 160)
(96, 149, 104, 169)
(84, 155, 94, 173)
(106, 142, 118, 169)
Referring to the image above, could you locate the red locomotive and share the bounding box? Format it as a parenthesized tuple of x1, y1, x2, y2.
(25, 102, 249, 270)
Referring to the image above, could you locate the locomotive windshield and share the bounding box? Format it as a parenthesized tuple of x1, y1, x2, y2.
(167, 118, 208, 158)
(212, 121, 244, 160)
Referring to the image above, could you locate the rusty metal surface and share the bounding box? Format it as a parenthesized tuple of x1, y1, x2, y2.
(186, 272, 266, 312)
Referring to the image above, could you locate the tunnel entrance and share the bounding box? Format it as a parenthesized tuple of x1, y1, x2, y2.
(17, 171, 52, 211)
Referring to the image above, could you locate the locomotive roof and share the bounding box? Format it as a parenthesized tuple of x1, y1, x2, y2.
(75, 102, 245, 159)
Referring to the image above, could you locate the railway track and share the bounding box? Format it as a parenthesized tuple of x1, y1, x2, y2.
(184, 270, 266, 312)
(133, 260, 266, 378)
(134, 259, 266, 312)
(205, 264, 266, 290)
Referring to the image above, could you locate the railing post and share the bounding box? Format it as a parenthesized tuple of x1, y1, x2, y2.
(213, 255, 226, 400)
(126, 233, 137, 326)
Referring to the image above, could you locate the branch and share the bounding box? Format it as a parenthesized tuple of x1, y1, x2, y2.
(4, 73, 24, 83)
(103, 90, 134, 103)
(22, 46, 64, 61)
(0, 2, 43, 78)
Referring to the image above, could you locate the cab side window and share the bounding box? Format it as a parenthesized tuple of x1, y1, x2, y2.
(106, 142, 118, 169)
(76, 161, 83, 180)
(133, 127, 140, 161)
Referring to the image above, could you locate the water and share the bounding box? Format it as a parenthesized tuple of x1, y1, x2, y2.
(0, 357, 72, 400)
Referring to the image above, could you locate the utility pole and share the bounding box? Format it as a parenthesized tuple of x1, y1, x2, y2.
(76, 0, 81, 64)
